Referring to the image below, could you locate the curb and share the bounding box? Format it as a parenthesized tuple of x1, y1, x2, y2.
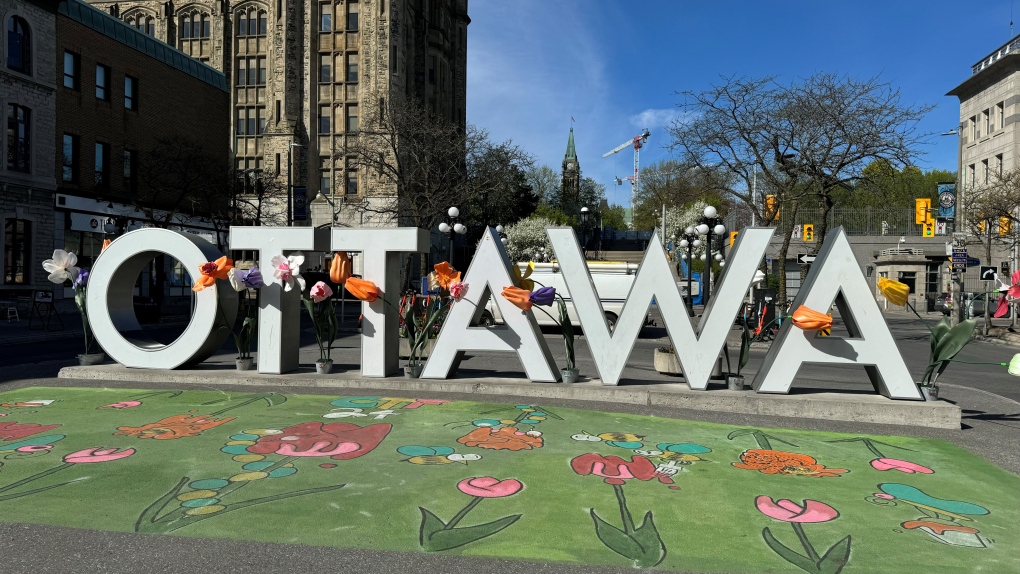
(973, 334, 1020, 349)
(58, 364, 962, 430)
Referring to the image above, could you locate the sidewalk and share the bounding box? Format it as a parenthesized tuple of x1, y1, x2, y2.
(0, 312, 84, 345)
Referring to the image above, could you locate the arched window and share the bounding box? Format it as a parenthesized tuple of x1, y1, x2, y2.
(144, 16, 154, 36)
(238, 11, 247, 36)
(201, 14, 210, 37)
(181, 15, 192, 38)
(126, 16, 136, 27)
(6, 16, 31, 74)
(258, 11, 267, 34)
(247, 9, 257, 35)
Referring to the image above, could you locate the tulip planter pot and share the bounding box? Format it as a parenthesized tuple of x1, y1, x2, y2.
(653, 347, 682, 376)
(561, 368, 580, 383)
(77, 352, 105, 366)
(404, 364, 424, 378)
(920, 384, 939, 401)
(315, 360, 334, 375)
(235, 357, 254, 371)
(727, 375, 746, 391)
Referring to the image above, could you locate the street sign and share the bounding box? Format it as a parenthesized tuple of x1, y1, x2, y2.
(980, 266, 997, 281)
(797, 253, 816, 264)
(935, 220, 946, 235)
(952, 232, 967, 248)
(1002, 261, 1010, 274)
(951, 249, 967, 269)
(968, 257, 981, 268)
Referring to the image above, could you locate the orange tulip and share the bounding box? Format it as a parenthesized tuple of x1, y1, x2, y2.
(433, 261, 461, 289)
(101, 239, 112, 252)
(346, 277, 381, 302)
(329, 252, 352, 285)
(191, 256, 234, 292)
(501, 285, 533, 312)
(791, 305, 833, 331)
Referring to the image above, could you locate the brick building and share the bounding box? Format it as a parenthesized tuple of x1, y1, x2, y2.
(1, 0, 58, 300)
(86, 0, 469, 230)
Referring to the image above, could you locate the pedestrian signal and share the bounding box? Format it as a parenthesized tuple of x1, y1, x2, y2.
(1000, 217, 1012, 236)
(729, 231, 738, 248)
(803, 224, 814, 242)
(922, 221, 935, 237)
(914, 198, 931, 224)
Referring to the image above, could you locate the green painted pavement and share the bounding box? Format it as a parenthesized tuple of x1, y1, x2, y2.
(0, 387, 1015, 573)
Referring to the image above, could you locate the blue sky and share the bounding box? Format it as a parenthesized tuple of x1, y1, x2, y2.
(466, 0, 1014, 208)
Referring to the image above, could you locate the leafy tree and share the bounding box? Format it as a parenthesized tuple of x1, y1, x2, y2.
(601, 204, 627, 231)
(632, 159, 732, 230)
(464, 140, 538, 230)
(525, 165, 560, 204)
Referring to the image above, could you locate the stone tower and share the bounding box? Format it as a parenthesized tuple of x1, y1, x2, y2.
(88, 0, 469, 227)
(560, 126, 579, 211)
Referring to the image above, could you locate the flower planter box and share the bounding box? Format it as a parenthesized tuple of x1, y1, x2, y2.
(653, 348, 682, 376)
(399, 338, 436, 359)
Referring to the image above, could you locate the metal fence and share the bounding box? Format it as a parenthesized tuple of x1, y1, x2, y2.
(724, 207, 928, 237)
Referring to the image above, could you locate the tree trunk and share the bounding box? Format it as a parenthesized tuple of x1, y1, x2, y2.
(776, 202, 800, 304)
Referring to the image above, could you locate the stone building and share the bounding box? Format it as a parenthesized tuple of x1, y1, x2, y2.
(1, 0, 58, 300)
(560, 126, 579, 209)
(87, 0, 470, 230)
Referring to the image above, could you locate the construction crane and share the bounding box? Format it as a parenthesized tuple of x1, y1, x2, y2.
(602, 129, 650, 218)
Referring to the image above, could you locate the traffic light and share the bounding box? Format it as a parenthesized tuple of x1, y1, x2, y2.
(803, 224, 814, 242)
(764, 195, 779, 221)
(729, 231, 738, 248)
(978, 220, 987, 234)
(914, 198, 931, 224)
(922, 221, 935, 237)
(1000, 217, 1012, 236)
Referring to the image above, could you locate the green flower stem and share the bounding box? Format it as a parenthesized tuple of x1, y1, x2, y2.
(443, 496, 483, 530)
(863, 441, 885, 458)
(790, 522, 820, 564)
(753, 431, 773, 450)
(904, 302, 935, 338)
(0, 462, 72, 494)
(208, 395, 271, 417)
(612, 483, 636, 533)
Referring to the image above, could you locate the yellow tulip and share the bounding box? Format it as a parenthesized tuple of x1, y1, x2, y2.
(877, 277, 909, 307)
(513, 261, 535, 291)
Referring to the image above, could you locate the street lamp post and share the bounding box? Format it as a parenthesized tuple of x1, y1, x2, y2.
(677, 226, 699, 315)
(437, 206, 466, 267)
(697, 205, 726, 305)
(580, 206, 590, 258)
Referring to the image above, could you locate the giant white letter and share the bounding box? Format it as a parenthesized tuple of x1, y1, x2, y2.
(548, 227, 774, 387)
(88, 229, 236, 369)
(421, 227, 559, 381)
(753, 227, 921, 400)
(230, 226, 317, 374)
(332, 227, 429, 377)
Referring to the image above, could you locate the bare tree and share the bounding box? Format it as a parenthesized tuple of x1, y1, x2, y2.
(632, 158, 733, 230)
(669, 74, 935, 301)
(134, 135, 229, 230)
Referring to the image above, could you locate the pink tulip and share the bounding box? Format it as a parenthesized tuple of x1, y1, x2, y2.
(15, 445, 52, 453)
(755, 496, 839, 523)
(870, 458, 934, 474)
(310, 281, 334, 303)
(457, 476, 523, 498)
(99, 401, 142, 409)
(63, 447, 136, 464)
(448, 281, 468, 301)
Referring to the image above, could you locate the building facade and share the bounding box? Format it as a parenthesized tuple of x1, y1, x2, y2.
(87, 0, 469, 229)
(1, 0, 58, 297)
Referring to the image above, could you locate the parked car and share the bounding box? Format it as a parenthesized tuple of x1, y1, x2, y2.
(933, 292, 952, 315)
(962, 292, 1010, 318)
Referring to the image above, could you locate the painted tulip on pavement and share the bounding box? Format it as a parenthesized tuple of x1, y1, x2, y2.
(756, 496, 851, 574)
(419, 476, 524, 552)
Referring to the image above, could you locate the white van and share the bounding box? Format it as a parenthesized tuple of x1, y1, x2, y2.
(482, 262, 651, 331)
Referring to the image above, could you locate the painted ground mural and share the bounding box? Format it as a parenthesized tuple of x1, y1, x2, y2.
(0, 387, 1015, 573)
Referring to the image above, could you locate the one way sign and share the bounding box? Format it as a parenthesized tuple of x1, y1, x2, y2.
(980, 266, 997, 281)
(797, 253, 816, 264)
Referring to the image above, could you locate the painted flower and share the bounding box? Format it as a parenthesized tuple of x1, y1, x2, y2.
(870, 458, 934, 474)
(876, 277, 909, 307)
(270, 253, 306, 292)
(457, 476, 523, 498)
(63, 447, 135, 463)
(309, 281, 334, 303)
(192, 256, 234, 292)
(501, 286, 533, 312)
(755, 496, 840, 523)
(0, 421, 61, 441)
(901, 521, 986, 548)
(98, 401, 142, 409)
(433, 261, 461, 290)
(512, 261, 535, 291)
(570, 453, 674, 485)
(732, 449, 848, 478)
(41, 249, 81, 284)
(101, 238, 112, 252)
(346, 277, 381, 302)
(529, 286, 556, 307)
(247, 421, 391, 459)
(329, 252, 352, 285)
(457, 426, 543, 451)
(448, 281, 468, 301)
(791, 306, 834, 331)
(73, 269, 89, 289)
(243, 266, 265, 289)
(114, 414, 236, 440)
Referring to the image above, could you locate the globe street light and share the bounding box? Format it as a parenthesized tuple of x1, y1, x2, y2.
(697, 205, 726, 305)
(677, 227, 700, 315)
(438, 206, 466, 266)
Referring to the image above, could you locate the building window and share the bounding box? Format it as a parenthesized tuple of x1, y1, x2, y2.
(320, 157, 331, 193)
(347, 1, 359, 31)
(346, 169, 358, 195)
(320, 3, 331, 31)
(6, 16, 31, 74)
(62, 134, 77, 182)
(6, 104, 30, 173)
(96, 64, 110, 100)
(236, 107, 264, 135)
(346, 53, 359, 82)
(3, 218, 31, 285)
(984, 109, 991, 135)
(238, 12, 247, 36)
(125, 76, 137, 110)
(95, 142, 109, 187)
(319, 105, 330, 134)
(971, 116, 978, 140)
(968, 164, 975, 187)
(429, 55, 436, 84)
(127, 15, 155, 35)
(998, 154, 1004, 178)
(983, 159, 989, 184)
(259, 11, 267, 35)
(201, 14, 210, 37)
(181, 14, 192, 38)
(999, 102, 1006, 129)
(319, 53, 331, 83)
(237, 57, 266, 86)
(123, 149, 134, 179)
(63, 51, 79, 89)
(346, 104, 358, 133)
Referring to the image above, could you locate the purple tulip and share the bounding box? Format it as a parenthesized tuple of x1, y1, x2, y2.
(242, 266, 265, 289)
(529, 286, 556, 306)
(73, 269, 89, 289)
